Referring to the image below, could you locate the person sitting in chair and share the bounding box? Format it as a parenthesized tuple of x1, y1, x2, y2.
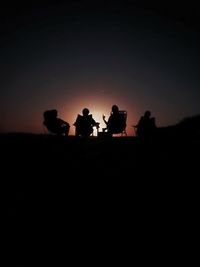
(134, 110, 156, 140)
(103, 105, 126, 135)
(43, 109, 70, 136)
(74, 108, 99, 137)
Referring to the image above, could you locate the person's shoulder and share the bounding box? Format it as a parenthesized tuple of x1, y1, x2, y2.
(89, 114, 96, 121)
(75, 114, 82, 121)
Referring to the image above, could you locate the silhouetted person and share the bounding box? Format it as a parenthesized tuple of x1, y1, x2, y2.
(74, 108, 99, 137)
(103, 105, 127, 136)
(43, 109, 70, 136)
(135, 110, 156, 141)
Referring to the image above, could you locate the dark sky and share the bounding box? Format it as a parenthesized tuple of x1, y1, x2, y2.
(1, 0, 200, 135)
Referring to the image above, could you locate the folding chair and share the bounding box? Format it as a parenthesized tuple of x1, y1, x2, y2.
(103, 110, 127, 136)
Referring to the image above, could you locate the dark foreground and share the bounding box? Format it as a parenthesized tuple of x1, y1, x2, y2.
(2, 133, 199, 264)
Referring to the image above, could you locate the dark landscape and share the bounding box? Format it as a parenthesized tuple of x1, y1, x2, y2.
(2, 1, 200, 263)
(3, 117, 199, 264)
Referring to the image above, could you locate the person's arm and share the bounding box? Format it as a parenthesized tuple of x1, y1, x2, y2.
(73, 114, 81, 126)
(102, 114, 108, 125)
(92, 118, 100, 128)
(88, 115, 96, 126)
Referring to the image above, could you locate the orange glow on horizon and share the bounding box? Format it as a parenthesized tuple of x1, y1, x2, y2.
(61, 97, 137, 136)
(2, 89, 139, 135)
(63, 103, 112, 136)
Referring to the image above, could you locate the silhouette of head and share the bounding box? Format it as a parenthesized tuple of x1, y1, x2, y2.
(112, 105, 119, 114)
(82, 108, 90, 116)
(144, 110, 151, 118)
(43, 109, 58, 122)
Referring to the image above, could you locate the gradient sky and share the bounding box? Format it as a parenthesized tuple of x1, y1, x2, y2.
(1, 0, 200, 136)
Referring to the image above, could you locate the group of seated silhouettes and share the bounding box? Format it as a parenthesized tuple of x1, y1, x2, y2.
(43, 105, 156, 139)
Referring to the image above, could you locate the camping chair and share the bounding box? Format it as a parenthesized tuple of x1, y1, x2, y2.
(73, 114, 100, 137)
(74, 122, 100, 137)
(43, 109, 70, 136)
(103, 110, 127, 136)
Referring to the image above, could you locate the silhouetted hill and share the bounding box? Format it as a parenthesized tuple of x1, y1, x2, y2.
(156, 114, 200, 142)
(176, 114, 200, 137)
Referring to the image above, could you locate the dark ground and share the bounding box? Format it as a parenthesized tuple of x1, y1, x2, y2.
(2, 133, 199, 264)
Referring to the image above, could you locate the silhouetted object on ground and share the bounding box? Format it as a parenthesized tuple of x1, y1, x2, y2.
(134, 110, 156, 141)
(73, 108, 100, 137)
(43, 109, 70, 136)
(102, 105, 127, 136)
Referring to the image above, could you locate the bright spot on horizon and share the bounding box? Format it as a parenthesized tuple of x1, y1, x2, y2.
(61, 95, 137, 136)
(90, 110, 109, 136)
(63, 98, 114, 136)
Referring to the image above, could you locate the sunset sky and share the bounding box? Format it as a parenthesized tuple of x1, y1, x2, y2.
(1, 1, 200, 136)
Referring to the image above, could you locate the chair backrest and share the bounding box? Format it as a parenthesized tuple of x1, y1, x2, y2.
(107, 110, 127, 135)
(43, 109, 70, 135)
(74, 114, 99, 137)
(43, 109, 57, 123)
(43, 110, 58, 133)
(118, 110, 127, 135)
